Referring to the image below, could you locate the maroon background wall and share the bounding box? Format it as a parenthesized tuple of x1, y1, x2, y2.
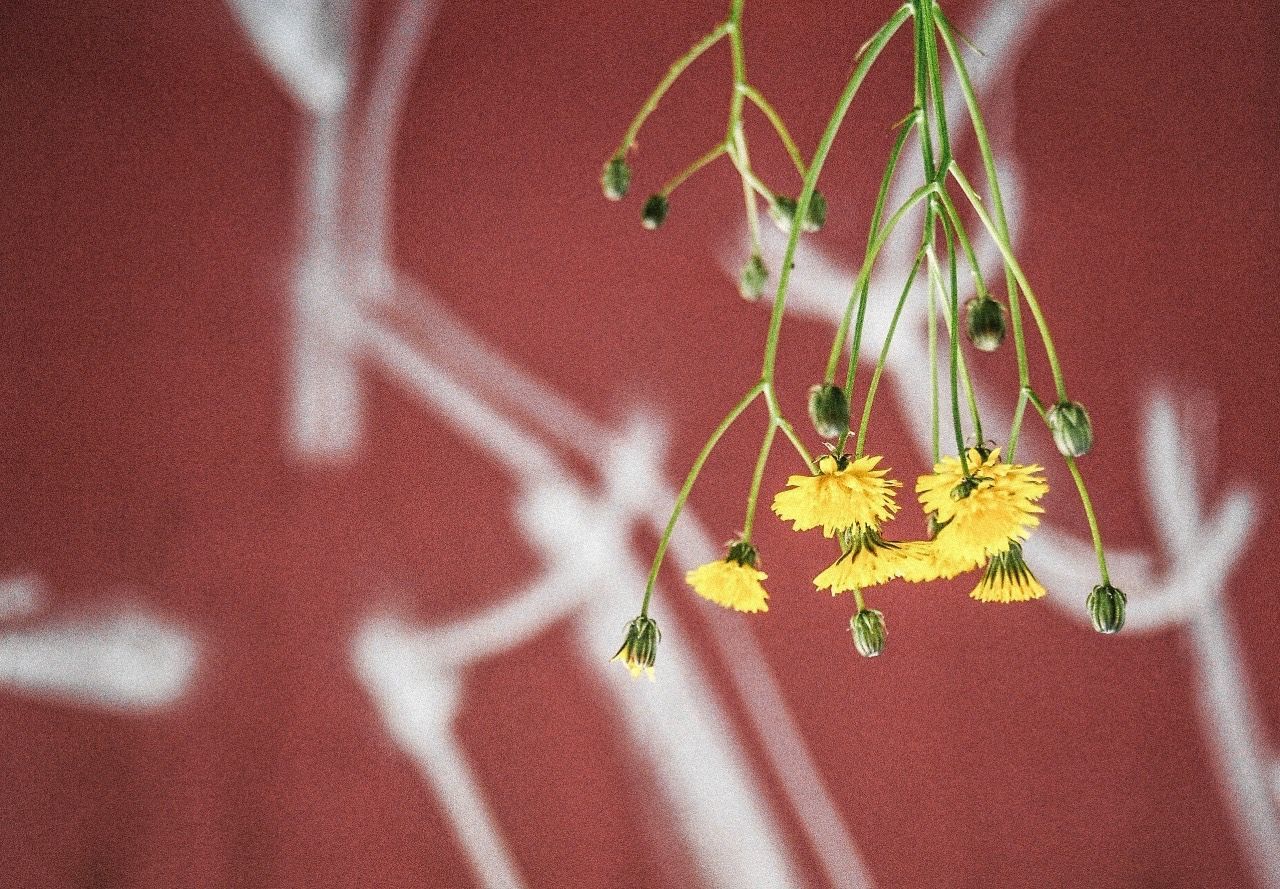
(1, 1, 1278, 887)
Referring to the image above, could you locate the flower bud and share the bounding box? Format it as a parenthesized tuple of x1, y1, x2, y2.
(612, 615, 661, 679)
(965, 296, 1006, 352)
(726, 539, 760, 568)
(739, 254, 768, 301)
(601, 157, 631, 201)
(641, 194, 669, 229)
(1047, 400, 1094, 457)
(768, 191, 827, 234)
(807, 383, 850, 439)
(1086, 583, 1126, 634)
(850, 608, 887, 658)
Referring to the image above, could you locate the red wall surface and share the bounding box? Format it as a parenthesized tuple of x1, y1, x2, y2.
(1, 1, 1278, 887)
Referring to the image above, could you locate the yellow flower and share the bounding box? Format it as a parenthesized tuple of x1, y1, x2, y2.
(772, 454, 901, 538)
(814, 527, 925, 594)
(686, 541, 769, 613)
(969, 542, 1046, 603)
(896, 540, 975, 582)
(915, 447, 1047, 571)
(612, 615, 661, 679)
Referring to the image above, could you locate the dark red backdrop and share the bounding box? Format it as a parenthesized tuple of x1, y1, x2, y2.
(1, 0, 1278, 886)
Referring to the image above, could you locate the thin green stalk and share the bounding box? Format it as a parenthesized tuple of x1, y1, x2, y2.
(944, 166, 1068, 401)
(1007, 387, 1029, 458)
(832, 181, 935, 455)
(824, 114, 917, 383)
(727, 3, 763, 259)
(741, 422, 778, 538)
(910, 5, 936, 181)
(615, 21, 732, 159)
(661, 142, 729, 196)
(933, 10, 1030, 413)
(855, 248, 925, 456)
(928, 262, 940, 462)
(765, 385, 815, 466)
(935, 208, 984, 443)
(1066, 456, 1111, 584)
(759, 4, 913, 382)
(640, 382, 764, 614)
(739, 83, 807, 176)
(917, 0, 951, 169)
(939, 208, 969, 470)
(726, 149, 776, 201)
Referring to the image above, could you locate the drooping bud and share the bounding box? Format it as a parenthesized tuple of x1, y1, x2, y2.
(965, 296, 1006, 352)
(1086, 583, 1126, 634)
(739, 254, 768, 301)
(601, 157, 631, 201)
(807, 383, 850, 439)
(725, 539, 760, 568)
(641, 194, 669, 229)
(1047, 400, 1094, 457)
(768, 191, 827, 234)
(850, 608, 887, 658)
(612, 615, 661, 679)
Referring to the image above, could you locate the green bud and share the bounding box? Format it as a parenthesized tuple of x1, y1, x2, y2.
(601, 157, 631, 201)
(1087, 583, 1126, 634)
(726, 539, 760, 568)
(739, 255, 768, 301)
(807, 383, 850, 439)
(768, 191, 827, 234)
(1046, 400, 1094, 457)
(850, 608, 887, 658)
(612, 615, 661, 678)
(965, 296, 1006, 352)
(641, 194, 669, 229)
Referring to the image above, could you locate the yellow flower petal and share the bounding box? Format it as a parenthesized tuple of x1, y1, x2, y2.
(813, 528, 925, 594)
(772, 454, 901, 537)
(686, 559, 769, 613)
(915, 448, 1047, 565)
(970, 542, 1046, 603)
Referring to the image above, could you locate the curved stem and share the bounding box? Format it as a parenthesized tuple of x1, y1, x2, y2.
(765, 384, 815, 466)
(614, 21, 732, 160)
(759, 4, 913, 382)
(945, 165, 1069, 401)
(855, 248, 925, 456)
(640, 382, 765, 615)
(935, 206, 984, 443)
(823, 114, 917, 383)
(739, 83, 807, 176)
(741, 421, 778, 538)
(726, 5, 763, 259)
(1066, 456, 1111, 584)
(939, 208, 968, 469)
(661, 142, 729, 196)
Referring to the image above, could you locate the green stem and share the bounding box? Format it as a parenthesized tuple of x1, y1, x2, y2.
(935, 207, 983, 443)
(1066, 456, 1111, 584)
(917, 0, 951, 169)
(933, 9, 1030, 409)
(739, 83, 807, 176)
(945, 165, 1068, 401)
(938, 208, 969, 470)
(759, 4, 913, 382)
(855, 247, 925, 456)
(640, 382, 765, 615)
(910, 5, 936, 181)
(615, 21, 732, 160)
(661, 142, 729, 196)
(928, 261, 940, 463)
(1008, 387, 1029, 458)
(764, 384, 815, 466)
(824, 115, 917, 383)
(726, 4, 763, 259)
(741, 422, 778, 538)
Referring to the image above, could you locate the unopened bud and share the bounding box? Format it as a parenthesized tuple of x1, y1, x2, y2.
(739, 255, 768, 301)
(612, 615, 661, 679)
(965, 296, 1006, 352)
(850, 608, 887, 658)
(726, 539, 760, 568)
(1087, 583, 1126, 634)
(641, 194, 669, 229)
(1047, 400, 1094, 457)
(601, 157, 631, 201)
(768, 191, 827, 234)
(807, 383, 850, 439)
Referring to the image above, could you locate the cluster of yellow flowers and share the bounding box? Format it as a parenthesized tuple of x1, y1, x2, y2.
(687, 448, 1047, 611)
(606, 0, 1126, 678)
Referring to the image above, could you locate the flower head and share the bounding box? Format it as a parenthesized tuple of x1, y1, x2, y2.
(814, 527, 925, 594)
(773, 454, 901, 538)
(916, 447, 1047, 571)
(850, 608, 888, 657)
(686, 540, 769, 613)
(612, 615, 661, 679)
(970, 542, 1046, 603)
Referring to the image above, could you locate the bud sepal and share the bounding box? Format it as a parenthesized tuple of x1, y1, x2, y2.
(1087, 583, 1126, 634)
